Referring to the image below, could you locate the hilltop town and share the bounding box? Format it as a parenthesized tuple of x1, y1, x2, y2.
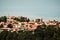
(0, 16, 60, 40)
(0, 16, 60, 32)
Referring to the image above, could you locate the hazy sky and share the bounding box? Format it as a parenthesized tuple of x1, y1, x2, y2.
(0, 0, 60, 21)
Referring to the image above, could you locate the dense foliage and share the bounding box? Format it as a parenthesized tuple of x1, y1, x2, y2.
(13, 17, 30, 22)
(0, 16, 7, 22)
(0, 25, 60, 40)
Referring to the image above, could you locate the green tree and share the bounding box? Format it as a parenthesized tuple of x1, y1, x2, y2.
(0, 16, 7, 22)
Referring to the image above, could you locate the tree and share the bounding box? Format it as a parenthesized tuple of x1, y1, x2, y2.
(0, 16, 7, 22)
(7, 24, 13, 28)
(26, 18, 30, 22)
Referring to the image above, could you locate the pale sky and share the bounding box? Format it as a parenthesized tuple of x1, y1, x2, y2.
(0, 0, 60, 21)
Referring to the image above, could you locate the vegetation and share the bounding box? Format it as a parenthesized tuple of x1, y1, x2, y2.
(13, 17, 30, 22)
(0, 25, 60, 40)
(0, 16, 7, 22)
